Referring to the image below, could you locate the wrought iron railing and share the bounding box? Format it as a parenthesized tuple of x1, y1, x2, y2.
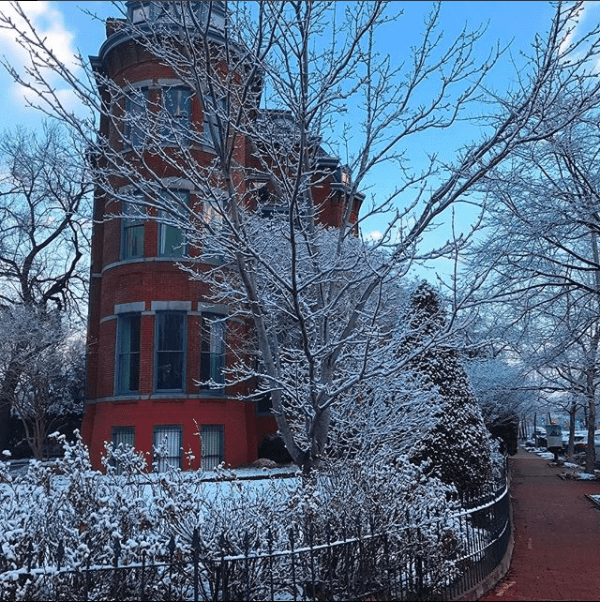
(0, 475, 510, 601)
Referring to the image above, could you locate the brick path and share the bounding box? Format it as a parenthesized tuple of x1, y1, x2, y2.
(478, 447, 600, 601)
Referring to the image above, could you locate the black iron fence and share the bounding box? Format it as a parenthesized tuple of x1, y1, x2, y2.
(0, 479, 510, 601)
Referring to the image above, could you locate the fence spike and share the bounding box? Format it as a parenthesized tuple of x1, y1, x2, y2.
(113, 537, 121, 567)
(57, 540, 64, 571)
(27, 540, 33, 572)
(192, 527, 200, 552)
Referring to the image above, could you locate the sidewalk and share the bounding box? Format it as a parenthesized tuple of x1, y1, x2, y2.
(478, 446, 600, 601)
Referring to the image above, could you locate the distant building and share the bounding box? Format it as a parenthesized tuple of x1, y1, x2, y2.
(82, 1, 360, 471)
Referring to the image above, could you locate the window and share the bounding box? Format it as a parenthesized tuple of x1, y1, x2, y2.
(124, 87, 149, 147)
(130, 4, 148, 24)
(162, 87, 191, 143)
(201, 425, 224, 470)
(158, 190, 189, 256)
(112, 427, 135, 475)
(202, 195, 224, 231)
(153, 425, 182, 472)
(129, 2, 213, 28)
(116, 314, 141, 394)
(200, 314, 226, 393)
(202, 97, 226, 149)
(155, 312, 186, 391)
(121, 199, 145, 259)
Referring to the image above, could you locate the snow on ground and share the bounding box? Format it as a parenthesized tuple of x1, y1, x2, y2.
(522, 443, 600, 481)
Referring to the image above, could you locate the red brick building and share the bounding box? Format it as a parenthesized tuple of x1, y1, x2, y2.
(81, 1, 360, 471)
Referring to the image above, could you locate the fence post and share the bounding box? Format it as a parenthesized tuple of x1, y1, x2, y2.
(55, 540, 65, 602)
(112, 537, 121, 600)
(308, 520, 316, 599)
(139, 550, 146, 602)
(168, 536, 176, 601)
(243, 530, 251, 601)
(192, 527, 200, 602)
(84, 550, 91, 601)
(267, 529, 275, 601)
(325, 524, 334, 598)
(26, 540, 33, 573)
(289, 528, 297, 602)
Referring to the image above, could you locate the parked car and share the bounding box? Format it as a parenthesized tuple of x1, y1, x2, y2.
(559, 430, 600, 454)
(531, 429, 546, 447)
(562, 431, 587, 453)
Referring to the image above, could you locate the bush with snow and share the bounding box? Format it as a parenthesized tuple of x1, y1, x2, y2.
(0, 429, 503, 600)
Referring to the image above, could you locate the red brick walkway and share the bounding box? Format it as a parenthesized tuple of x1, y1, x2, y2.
(478, 447, 600, 601)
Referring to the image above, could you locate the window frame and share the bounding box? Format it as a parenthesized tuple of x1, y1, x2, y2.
(200, 313, 226, 394)
(124, 87, 149, 148)
(155, 311, 186, 392)
(121, 198, 145, 260)
(158, 189, 190, 257)
(201, 96, 227, 149)
(161, 86, 192, 144)
(111, 426, 136, 475)
(129, 2, 206, 25)
(115, 313, 142, 395)
(201, 424, 225, 470)
(152, 425, 182, 472)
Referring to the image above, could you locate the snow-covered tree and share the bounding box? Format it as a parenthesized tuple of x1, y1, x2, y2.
(324, 281, 503, 501)
(399, 283, 496, 496)
(4, 309, 86, 459)
(0, 122, 90, 454)
(464, 356, 530, 454)
(468, 116, 600, 472)
(3, 1, 600, 473)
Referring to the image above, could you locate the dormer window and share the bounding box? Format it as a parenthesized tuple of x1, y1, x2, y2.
(130, 4, 148, 24)
(127, 2, 226, 33)
(336, 165, 351, 187)
(340, 168, 351, 187)
(128, 2, 182, 25)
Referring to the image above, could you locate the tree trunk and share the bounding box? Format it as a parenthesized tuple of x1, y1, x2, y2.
(585, 370, 597, 474)
(585, 396, 597, 473)
(567, 400, 577, 461)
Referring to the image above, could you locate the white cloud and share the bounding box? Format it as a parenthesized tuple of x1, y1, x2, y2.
(559, 1, 600, 67)
(0, 1, 80, 115)
(365, 230, 383, 242)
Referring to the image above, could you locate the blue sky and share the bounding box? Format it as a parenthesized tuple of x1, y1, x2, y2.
(0, 1, 568, 124)
(1, 1, 598, 277)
